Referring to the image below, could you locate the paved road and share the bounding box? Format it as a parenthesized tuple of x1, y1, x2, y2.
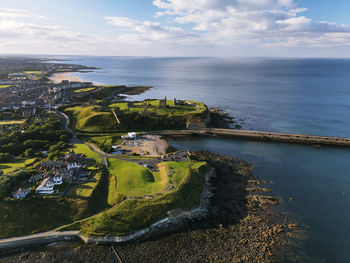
(0, 231, 81, 251)
(53, 109, 80, 143)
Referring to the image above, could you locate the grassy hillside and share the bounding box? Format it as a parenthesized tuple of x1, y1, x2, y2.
(0, 197, 90, 238)
(0, 158, 36, 174)
(58, 161, 208, 236)
(64, 106, 118, 132)
(64, 99, 208, 132)
(71, 144, 100, 159)
(108, 159, 165, 198)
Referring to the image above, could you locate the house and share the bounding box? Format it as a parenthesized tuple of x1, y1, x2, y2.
(36, 177, 54, 194)
(13, 188, 31, 199)
(65, 150, 77, 163)
(53, 174, 63, 185)
(67, 162, 81, 170)
(28, 174, 42, 183)
(41, 161, 64, 170)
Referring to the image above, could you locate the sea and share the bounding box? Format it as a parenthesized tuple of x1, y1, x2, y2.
(53, 56, 350, 262)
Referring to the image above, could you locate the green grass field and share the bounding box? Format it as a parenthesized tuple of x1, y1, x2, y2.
(0, 197, 90, 238)
(71, 169, 101, 198)
(0, 85, 12, 89)
(59, 160, 208, 236)
(65, 106, 117, 132)
(109, 100, 205, 116)
(108, 159, 165, 198)
(56, 69, 74, 72)
(74, 87, 96, 93)
(0, 120, 26, 125)
(71, 144, 100, 159)
(0, 158, 36, 174)
(24, 71, 42, 75)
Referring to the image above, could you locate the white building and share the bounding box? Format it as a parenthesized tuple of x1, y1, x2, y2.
(128, 132, 137, 139)
(67, 162, 81, 170)
(36, 178, 54, 194)
(53, 175, 63, 185)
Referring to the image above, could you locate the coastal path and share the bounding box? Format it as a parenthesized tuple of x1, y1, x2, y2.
(0, 231, 81, 254)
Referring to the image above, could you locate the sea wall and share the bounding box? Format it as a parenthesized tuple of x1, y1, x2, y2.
(148, 128, 350, 147)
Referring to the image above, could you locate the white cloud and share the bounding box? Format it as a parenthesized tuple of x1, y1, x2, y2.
(0, 7, 48, 19)
(1, 2, 350, 56)
(106, 16, 195, 42)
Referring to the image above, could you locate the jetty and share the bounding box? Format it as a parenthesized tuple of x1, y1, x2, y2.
(147, 128, 350, 147)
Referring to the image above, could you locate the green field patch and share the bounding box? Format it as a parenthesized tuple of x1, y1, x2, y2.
(0, 120, 26, 125)
(71, 144, 100, 159)
(0, 85, 15, 89)
(74, 87, 96, 93)
(71, 169, 101, 198)
(65, 106, 117, 132)
(24, 71, 42, 75)
(108, 159, 164, 197)
(56, 69, 74, 72)
(0, 158, 36, 174)
(109, 100, 203, 116)
(59, 161, 208, 236)
(0, 197, 90, 239)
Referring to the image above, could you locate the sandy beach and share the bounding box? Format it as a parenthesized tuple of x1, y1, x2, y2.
(49, 72, 84, 84)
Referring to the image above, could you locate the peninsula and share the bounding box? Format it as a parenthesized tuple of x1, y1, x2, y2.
(0, 57, 294, 262)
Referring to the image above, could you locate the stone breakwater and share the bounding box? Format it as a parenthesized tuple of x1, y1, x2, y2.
(148, 128, 350, 147)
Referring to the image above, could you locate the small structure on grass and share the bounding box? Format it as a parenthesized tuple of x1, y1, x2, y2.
(13, 188, 30, 199)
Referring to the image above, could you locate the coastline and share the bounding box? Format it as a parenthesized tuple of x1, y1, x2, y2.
(0, 151, 295, 263)
(49, 72, 85, 84)
(49, 72, 102, 86)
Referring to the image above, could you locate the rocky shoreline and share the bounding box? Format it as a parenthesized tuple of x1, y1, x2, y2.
(0, 151, 297, 263)
(209, 108, 244, 129)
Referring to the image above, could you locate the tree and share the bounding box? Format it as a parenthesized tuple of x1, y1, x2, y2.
(24, 148, 35, 157)
(0, 153, 11, 162)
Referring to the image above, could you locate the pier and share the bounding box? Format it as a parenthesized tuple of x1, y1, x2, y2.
(147, 128, 350, 147)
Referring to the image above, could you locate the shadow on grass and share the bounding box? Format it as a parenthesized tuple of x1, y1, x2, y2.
(136, 150, 253, 242)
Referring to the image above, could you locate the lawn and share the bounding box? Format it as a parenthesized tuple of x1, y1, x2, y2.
(0, 120, 26, 125)
(0, 158, 36, 174)
(64, 106, 117, 132)
(74, 87, 96, 93)
(108, 159, 165, 197)
(71, 144, 100, 159)
(56, 69, 74, 72)
(0, 197, 90, 238)
(109, 100, 203, 116)
(24, 71, 42, 75)
(59, 161, 208, 236)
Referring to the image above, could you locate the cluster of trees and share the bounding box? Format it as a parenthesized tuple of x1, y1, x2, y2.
(0, 117, 71, 159)
(0, 169, 31, 199)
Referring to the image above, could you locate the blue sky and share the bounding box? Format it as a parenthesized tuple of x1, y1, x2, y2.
(0, 0, 350, 57)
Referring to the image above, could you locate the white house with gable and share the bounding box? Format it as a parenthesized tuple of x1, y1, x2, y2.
(36, 178, 54, 194)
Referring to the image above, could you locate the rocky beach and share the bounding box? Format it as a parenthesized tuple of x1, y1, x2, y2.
(0, 151, 297, 263)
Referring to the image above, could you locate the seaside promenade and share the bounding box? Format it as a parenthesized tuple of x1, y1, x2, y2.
(147, 128, 350, 147)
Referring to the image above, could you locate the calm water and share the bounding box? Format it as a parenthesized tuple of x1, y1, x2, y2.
(54, 56, 350, 261)
(57, 56, 350, 137)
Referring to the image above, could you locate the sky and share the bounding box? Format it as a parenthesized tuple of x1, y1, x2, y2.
(1, 0, 350, 57)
